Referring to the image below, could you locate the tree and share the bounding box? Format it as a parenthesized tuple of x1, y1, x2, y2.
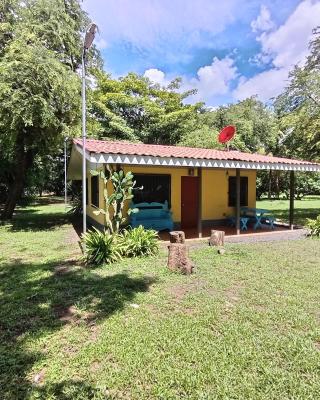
(206, 98, 279, 154)
(88, 71, 203, 145)
(274, 29, 320, 161)
(178, 124, 223, 149)
(0, 0, 97, 219)
(25, 153, 66, 197)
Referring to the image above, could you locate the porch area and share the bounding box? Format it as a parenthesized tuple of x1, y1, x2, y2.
(158, 223, 295, 242)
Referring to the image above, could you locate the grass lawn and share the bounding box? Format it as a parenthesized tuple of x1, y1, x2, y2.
(257, 195, 320, 226)
(1, 199, 320, 399)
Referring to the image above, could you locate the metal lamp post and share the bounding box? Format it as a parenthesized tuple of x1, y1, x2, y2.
(82, 23, 98, 234)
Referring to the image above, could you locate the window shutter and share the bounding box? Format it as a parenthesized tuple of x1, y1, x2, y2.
(91, 176, 99, 207)
(228, 177, 248, 207)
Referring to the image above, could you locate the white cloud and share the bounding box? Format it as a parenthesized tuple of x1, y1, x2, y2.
(251, 5, 274, 33)
(235, 0, 320, 102)
(190, 56, 238, 100)
(83, 0, 238, 52)
(144, 69, 167, 86)
(233, 68, 289, 102)
(258, 0, 320, 69)
(144, 57, 238, 103)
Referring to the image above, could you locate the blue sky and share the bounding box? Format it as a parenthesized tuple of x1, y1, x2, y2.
(83, 0, 320, 106)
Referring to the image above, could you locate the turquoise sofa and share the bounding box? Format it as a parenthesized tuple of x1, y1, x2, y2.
(129, 201, 174, 232)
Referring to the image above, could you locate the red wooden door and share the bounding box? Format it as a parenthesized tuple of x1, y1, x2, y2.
(181, 176, 199, 229)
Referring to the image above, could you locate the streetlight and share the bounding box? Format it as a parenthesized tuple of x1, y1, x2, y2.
(82, 23, 98, 234)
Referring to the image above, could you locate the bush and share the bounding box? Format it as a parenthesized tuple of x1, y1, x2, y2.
(307, 216, 320, 237)
(81, 228, 122, 265)
(67, 192, 82, 216)
(81, 226, 159, 266)
(120, 226, 159, 257)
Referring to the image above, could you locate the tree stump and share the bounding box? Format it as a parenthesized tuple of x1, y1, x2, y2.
(209, 230, 225, 247)
(169, 231, 185, 244)
(167, 243, 194, 274)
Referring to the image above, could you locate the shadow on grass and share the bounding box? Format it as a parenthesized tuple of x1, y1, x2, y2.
(2, 210, 69, 232)
(25, 380, 108, 399)
(0, 259, 156, 399)
(18, 196, 65, 206)
(271, 208, 319, 225)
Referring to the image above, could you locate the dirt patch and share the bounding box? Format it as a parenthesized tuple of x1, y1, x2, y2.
(90, 360, 102, 373)
(65, 222, 82, 258)
(314, 311, 320, 323)
(145, 303, 160, 314)
(168, 284, 191, 301)
(223, 282, 245, 315)
(182, 307, 196, 316)
(54, 304, 78, 322)
(53, 304, 98, 327)
(54, 258, 81, 275)
(253, 304, 267, 312)
(33, 369, 46, 386)
(225, 283, 243, 305)
(9, 257, 24, 265)
(167, 279, 207, 302)
(63, 344, 79, 356)
(88, 324, 100, 341)
(54, 265, 71, 275)
(314, 341, 320, 351)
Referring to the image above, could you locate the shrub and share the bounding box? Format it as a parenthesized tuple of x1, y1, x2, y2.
(307, 215, 320, 237)
(120, 226, 159, 257)
(67, 192, 82, 216)
(81, 228, 122, 265)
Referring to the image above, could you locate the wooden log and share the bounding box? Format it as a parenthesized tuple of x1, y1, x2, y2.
(209, 230, 225, 247)
(167, 243, 194, 274)
(169, 231, 185, 244)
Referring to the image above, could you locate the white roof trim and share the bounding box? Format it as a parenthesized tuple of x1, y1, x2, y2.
(75, 144, 320, 172)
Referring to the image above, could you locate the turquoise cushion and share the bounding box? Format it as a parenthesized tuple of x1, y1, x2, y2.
(136, 209, 163, 219)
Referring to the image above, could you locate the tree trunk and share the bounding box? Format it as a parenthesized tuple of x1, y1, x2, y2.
(167, 243, 194, 274)
(1, 133, 34, 220)
(209, 230, 225, 247)
(169, 231, 185, 244)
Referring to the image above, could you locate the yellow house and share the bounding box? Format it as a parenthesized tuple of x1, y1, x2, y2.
(68, 139, 320, 237)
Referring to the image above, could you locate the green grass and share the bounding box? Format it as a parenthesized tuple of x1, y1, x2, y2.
(1, 200, 320, 399)
(257, 195, 320, 226)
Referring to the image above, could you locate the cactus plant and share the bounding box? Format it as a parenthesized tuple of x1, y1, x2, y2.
(91, 166, 139, 234)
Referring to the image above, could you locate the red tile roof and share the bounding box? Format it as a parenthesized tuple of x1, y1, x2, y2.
(74, 138, 319, 166)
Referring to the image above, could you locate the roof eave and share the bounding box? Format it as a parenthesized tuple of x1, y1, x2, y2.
(74, 144, 320, 172)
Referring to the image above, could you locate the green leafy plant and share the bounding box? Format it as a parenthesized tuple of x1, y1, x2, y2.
(91, 167, 139, 234)
(81, 228, 122, 265)
(307, 215, 320, 237)
(67, 192, 82, 216)
(120, 226, 159, 257)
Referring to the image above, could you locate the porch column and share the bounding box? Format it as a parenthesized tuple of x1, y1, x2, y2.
(289, 170, 295, 230)
(236, 169, 241, 235)
(197, 167, 202, 238)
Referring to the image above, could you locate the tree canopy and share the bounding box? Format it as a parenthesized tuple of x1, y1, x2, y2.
(88, 71, 203, 145)
(274, 28, 320, 161)
(0, 0, 94, 219)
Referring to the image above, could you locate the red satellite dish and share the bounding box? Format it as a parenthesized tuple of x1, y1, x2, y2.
(218, 125, 236, 144)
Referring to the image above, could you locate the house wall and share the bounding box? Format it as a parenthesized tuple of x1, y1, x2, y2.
(86, 164, 256, 227)
(86, 166, 110, 227)
(202, 169, 256, 220)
